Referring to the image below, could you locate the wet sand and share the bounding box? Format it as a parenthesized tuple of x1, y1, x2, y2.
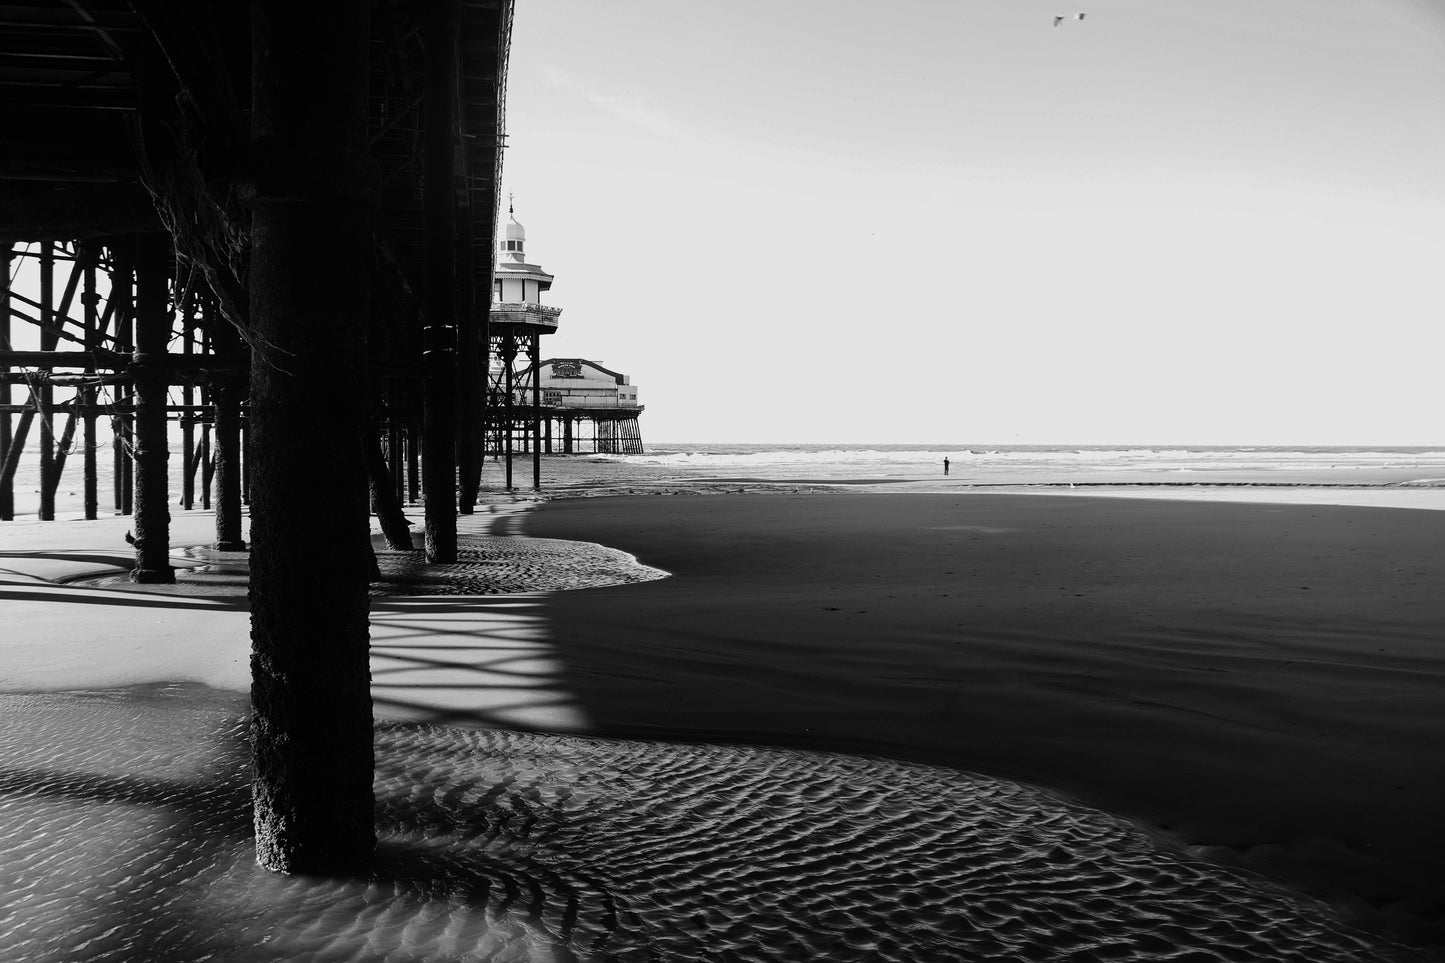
(3, 488, 1445, 958)
(524, 491, 1445, 948)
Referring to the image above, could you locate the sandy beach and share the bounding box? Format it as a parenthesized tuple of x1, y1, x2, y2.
(7, 0, 1445, 954)
(3, 482, 1444, 959)
(524, 491, 1445, 948)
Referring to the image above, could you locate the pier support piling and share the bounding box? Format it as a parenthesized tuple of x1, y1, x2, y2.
(208, 296, 246, 549)
(456, 199, 481, 514)
(530, 333, 541, 489)
(248, 0, 375, 874)
(200, 422, 213, 511)
(111, 240, 134, 516)
(211, 376, 246, 551)
(420, 0, 460, 562)
(181, 304, 196, 511)
(502, 336, 515, 490)
(406, 419, 420, 503)
(37, 243, 54, 520)
(130, 233, 174, 583)
(0, 248, 10, 520)
(0, 399, 35, 507)
(367, 430, 413, 550)
(80, 241, 99, 520)
(386, 388, 404, 505)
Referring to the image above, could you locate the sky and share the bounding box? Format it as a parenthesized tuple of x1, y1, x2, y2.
(499, 0, 1445, 446)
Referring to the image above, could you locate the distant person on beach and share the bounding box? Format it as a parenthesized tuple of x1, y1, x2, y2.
(944, 457, 950, 475)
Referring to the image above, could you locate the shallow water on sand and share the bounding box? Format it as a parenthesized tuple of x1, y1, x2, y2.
(0, 685, 1430, 962)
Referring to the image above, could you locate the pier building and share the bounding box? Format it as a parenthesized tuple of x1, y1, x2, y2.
(537, 358, 645, 454)
(487, 205, 558, 488)
(487, 210, 645, 478)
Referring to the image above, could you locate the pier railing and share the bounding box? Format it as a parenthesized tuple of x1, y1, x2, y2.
(490, 302, 561, 331)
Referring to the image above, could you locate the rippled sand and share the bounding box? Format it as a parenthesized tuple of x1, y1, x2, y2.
(0, 685, 1428, 963)
(73, 528, 671, 599)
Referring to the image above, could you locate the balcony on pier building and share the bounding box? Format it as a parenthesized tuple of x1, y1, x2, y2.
(490, 301, 561, 333)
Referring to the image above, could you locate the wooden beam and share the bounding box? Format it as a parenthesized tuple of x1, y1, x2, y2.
(0, 402, 221, 414)
(0, 183, 160, 245)
(0, 348, 128, 368)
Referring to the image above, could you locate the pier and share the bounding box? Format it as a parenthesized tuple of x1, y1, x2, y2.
(3, 0, 646, 882)
(537, 357, 645, 455)
(486, 210, 646, 484)
(0, 0, 514, 872)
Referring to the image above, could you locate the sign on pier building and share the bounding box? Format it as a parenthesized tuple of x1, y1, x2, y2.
(541, 359, 640, 409)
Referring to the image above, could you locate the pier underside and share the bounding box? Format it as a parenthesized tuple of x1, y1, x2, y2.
(544, 408, 645, 455)
(0, 0, 514, 872)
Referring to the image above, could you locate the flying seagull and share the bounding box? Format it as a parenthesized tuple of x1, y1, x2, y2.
(1054, 13, 1086, 25)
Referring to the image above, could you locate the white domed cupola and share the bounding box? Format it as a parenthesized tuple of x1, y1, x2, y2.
(492, 195, 558, 326)
(502, 204, 527, 261)
(495, 198, 552, 302)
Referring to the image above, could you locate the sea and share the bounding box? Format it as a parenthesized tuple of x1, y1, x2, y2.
(537, 443, 1445, 494)
(6, 443, 1445, 520)
(600, 443, 1445, 480)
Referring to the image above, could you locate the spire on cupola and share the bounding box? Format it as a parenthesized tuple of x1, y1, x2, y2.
(502, 192, 526, 262)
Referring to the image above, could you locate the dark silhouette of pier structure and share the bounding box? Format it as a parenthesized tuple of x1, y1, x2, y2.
(1, 0, 514, 873)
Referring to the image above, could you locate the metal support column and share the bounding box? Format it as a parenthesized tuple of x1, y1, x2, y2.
(200, 420, 213, 511)
(181, 300, 196, 510)
(39, 242, 84, 517)
(112, 241, 134, 515)
(455, 198, 480, 513)
(503, 335, 514, 490)
(387, 386, 404, 505)
(37, 243, 54, 520)
(530, 332, 541, 489)
(130, 233, 173, 583)
(420, 0, 459, 562)
(212, 375, 246, 550)
(240, 411, 250, 505)
(405, 417, 419, 503)
(80, 241, 99, 519)
(0, 246, 12, 520)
